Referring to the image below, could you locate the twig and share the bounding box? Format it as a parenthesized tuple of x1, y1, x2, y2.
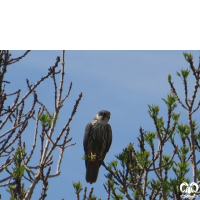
(83, 187, 87, 200)
(169, 81, 188, 110)
(9, 50, 31, 65)
(88, 187, 94, 198)
(25, 108, 40, 165)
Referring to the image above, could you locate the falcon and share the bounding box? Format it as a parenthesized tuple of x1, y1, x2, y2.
(83, 110, 112, 184)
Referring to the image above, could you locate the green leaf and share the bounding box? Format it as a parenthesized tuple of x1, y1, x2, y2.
(162, 93, 178, 111)
(89, 196, 99, 200)
(181, 68, 190, 79)
(151, 179, 161, 190)
(7, 147, 26, 199)
(136, 150, 151, 167)
(144, 131, 156, 147)
(38, 113, 58, 127)
(177, 124, 190, 139)
(156, 117, 164, 132)
(110, 160, 118, 167)
(148, 104, 159, 118)
(171, 112, 180, 123)
(111, 193, 124, 200)
(176, 71, 181, 77)
(72, 181, 83, 194)
(162, 180, 171, 192)
(183, 51, 194, 63)
(133, 190, 140, 199)
(168, 74, 172, 82)
(176, 68, 190, 83)
(192, 120, 199, 131)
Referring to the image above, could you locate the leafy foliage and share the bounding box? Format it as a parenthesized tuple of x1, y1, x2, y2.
(6, 147, 26, 200)
(38, 113, 58, 128)
(73, 181, 83, 195)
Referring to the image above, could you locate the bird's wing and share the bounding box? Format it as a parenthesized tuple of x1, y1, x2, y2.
(103, 124, 112, 159)
(83, 122, 92, 153)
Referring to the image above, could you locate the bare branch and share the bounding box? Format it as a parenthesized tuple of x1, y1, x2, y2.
(25, 108, 41, 165)
(9, 50, 31, 65)
(169, 81, 188, 110)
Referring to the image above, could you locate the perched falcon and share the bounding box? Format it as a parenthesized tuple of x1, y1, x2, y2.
(83, 110, 112, 184)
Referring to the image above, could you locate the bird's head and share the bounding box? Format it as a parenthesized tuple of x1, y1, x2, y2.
(95, 110, 111, 124)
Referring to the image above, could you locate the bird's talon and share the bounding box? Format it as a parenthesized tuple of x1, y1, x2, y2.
(90, 152, 97, 161)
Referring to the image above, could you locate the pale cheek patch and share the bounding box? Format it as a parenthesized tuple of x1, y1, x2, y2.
(95, 114, 110, 123)
(96, 114, 103, 120)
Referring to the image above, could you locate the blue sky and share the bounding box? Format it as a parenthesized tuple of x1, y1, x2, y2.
(1, 50, 200, 199)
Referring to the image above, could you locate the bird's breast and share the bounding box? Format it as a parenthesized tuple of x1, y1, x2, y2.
(91, 122, 107, 139)
(87, 121, 108, 151)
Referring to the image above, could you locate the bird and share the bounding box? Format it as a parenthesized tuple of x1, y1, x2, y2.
(83, 110, 112, 184)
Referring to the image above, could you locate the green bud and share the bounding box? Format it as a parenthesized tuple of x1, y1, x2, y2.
(72, 181, 83, 194)
(168, 74, 172, 82)
(183, 51, 193, 63)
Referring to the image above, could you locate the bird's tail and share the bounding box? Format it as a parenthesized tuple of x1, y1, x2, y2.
(86, 160, 101, 184)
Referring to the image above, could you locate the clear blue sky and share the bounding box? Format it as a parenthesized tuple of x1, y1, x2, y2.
(1, 50, 200, 199)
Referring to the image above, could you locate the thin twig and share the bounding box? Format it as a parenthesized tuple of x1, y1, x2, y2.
(9, 50, 31, 65)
